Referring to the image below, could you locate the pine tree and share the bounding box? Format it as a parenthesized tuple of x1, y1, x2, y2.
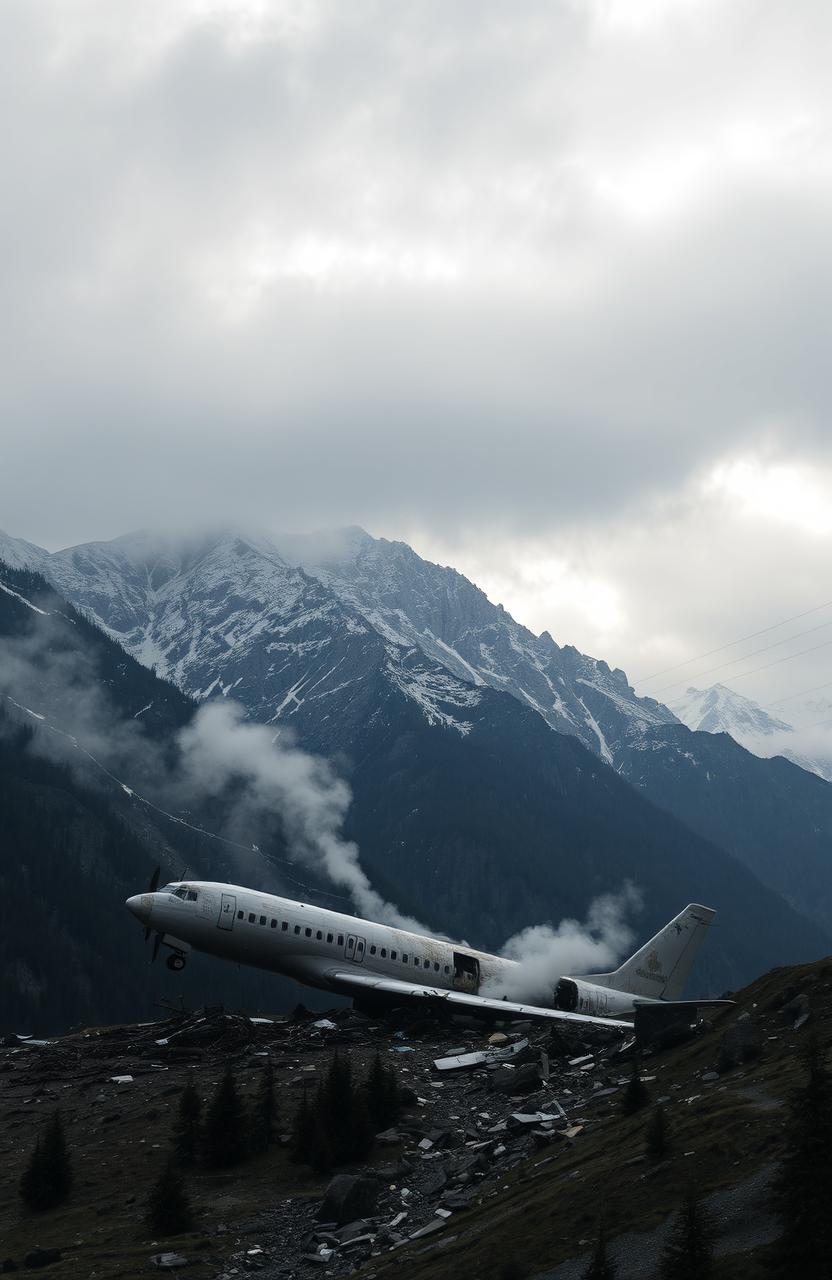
(202, 1067, 247, 1168)
(349, 1082, 375, 1160)
(770, 1034, 832, 1275)
(658, 1182, 714, 1278)
(583, 1218, 617, 1280)
(172, 1077, 201, 1167)
(309, 1106, 335, 1176)
(249, 1057, 278, 1154)
(145, 1159, 194, 1236)
(291, 1088, 316, 1165)
(645, 1104, 669, 1159)
(364, 1051, 401, 1131)
(621, 1055, 650, 1116)
(20, 1111, 71, 1210)
(321, 1051, 355, 1164)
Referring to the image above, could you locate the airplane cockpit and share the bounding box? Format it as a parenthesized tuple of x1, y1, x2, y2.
(163, 884, 199, 901)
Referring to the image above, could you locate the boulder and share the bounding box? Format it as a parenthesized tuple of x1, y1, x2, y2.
(317, 1175, 379, 1226)
(22, 1251, 61, 1271)
(719, 1015, 762, 1069)
(490, 1062, 541, 1094)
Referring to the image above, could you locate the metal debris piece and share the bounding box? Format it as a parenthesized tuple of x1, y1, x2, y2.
(433, 1037, 530, 1072)
(150, 1253, 188, 1271)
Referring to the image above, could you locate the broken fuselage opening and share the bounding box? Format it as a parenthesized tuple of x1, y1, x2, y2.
(453, 951, 480, 993)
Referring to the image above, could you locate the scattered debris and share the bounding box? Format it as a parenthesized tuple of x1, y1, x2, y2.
(149, 1253, 188, 1271)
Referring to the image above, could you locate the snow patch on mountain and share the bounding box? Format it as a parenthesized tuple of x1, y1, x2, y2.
(669, 684, 832, 783)
(669, 684, 792, 738)
(271, 527, 679, 760)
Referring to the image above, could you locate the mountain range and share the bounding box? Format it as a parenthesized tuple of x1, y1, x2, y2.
(4, 526, 832, 1030)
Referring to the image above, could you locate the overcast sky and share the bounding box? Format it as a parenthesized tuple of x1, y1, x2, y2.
(3, 0, 832, 723)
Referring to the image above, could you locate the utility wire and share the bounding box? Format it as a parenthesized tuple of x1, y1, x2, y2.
(635, 597, 832, 685)
(650, 618, 832, 698)
(769, 679, 832, 708)
(652, 636, 832, 698)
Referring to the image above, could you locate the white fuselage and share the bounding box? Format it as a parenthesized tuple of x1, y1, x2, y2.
(126, 880, 647, 1017)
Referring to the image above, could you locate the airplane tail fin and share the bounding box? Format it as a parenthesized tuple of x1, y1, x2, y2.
(580, 904, 716, 1001)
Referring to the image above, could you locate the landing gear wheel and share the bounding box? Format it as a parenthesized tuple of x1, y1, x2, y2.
(166, 953, 186, 972)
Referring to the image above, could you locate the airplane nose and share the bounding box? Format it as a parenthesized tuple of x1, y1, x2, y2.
(126, 893, 153, 926)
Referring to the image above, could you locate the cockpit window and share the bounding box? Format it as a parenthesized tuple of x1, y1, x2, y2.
(165, 885, 198, 901)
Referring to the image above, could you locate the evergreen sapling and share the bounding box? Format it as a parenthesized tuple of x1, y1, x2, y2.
(658, 1181, 714, 1278)
(145, 1159, 194, 1236)
(202, 1067, 247, 1168)
(583, 1218, 618, 1280)
(173, 1077, 201, 1167)
(249, 1057, 278, 1154)
(19, 1111, 71, 1211)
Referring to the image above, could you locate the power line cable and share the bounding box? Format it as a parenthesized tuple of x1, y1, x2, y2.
(651, 620, 832, 698)
(652, 636, 832, 698)
(769, 679, 832, 708)
(635, 597, 832, 685)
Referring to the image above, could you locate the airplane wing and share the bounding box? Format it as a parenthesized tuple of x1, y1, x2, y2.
(328, 971, 634, 1030)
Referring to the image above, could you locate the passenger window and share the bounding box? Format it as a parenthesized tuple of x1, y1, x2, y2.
(305, 927, 312, 937)
(414, 957, 420, 966)
(294, 925, 300, 935)
(270, 919, 277, 929)
(237, 910, 244, 920)
(391, 950, 397, 960)
(434, 962, 440, 971)
(424, 959, 430, 969)
(316, 930, 323, 940)
(259, 915, 266, 926)
(444, 965, 450, 974)
(402, 953, 408, 963)
(327, 933, 333, 943)
(370, 945, 377, 955)
(338, 935, 344, 946)
(248, 912, 255, 923)
(282, 922, 288, 931)
(380, 948, 387, 958)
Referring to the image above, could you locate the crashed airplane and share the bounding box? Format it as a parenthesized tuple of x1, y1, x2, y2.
(126, 877, 729, 1032)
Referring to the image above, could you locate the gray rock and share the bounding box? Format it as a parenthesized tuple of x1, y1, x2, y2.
(23, 1252, 61, 1271)
(374, 1128, 402, 1146)
(317, 1175, 379, 1226)
(719, 1017, 762, 1069)
(490, 1062, 541, 1094)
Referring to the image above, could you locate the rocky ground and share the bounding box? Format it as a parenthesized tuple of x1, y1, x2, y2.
(0, 959, 828, 1279)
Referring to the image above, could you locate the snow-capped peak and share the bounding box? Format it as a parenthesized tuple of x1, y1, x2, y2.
(669, 683, 793, 738)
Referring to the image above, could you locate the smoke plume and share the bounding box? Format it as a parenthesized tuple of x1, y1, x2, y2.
(482, 885, 643, 1003)
(0, 606, 428, 931)
(176, 701, 428, 932)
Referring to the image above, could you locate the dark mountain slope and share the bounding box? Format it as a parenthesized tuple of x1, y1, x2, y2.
(618, 723, 832, 932)
(1, 558, 830, 1018)
(338, 678, 832, 995)
(15, 526, 832, 947)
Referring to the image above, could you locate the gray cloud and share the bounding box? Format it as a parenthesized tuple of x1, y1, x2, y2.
(3, 1, 832, 719)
